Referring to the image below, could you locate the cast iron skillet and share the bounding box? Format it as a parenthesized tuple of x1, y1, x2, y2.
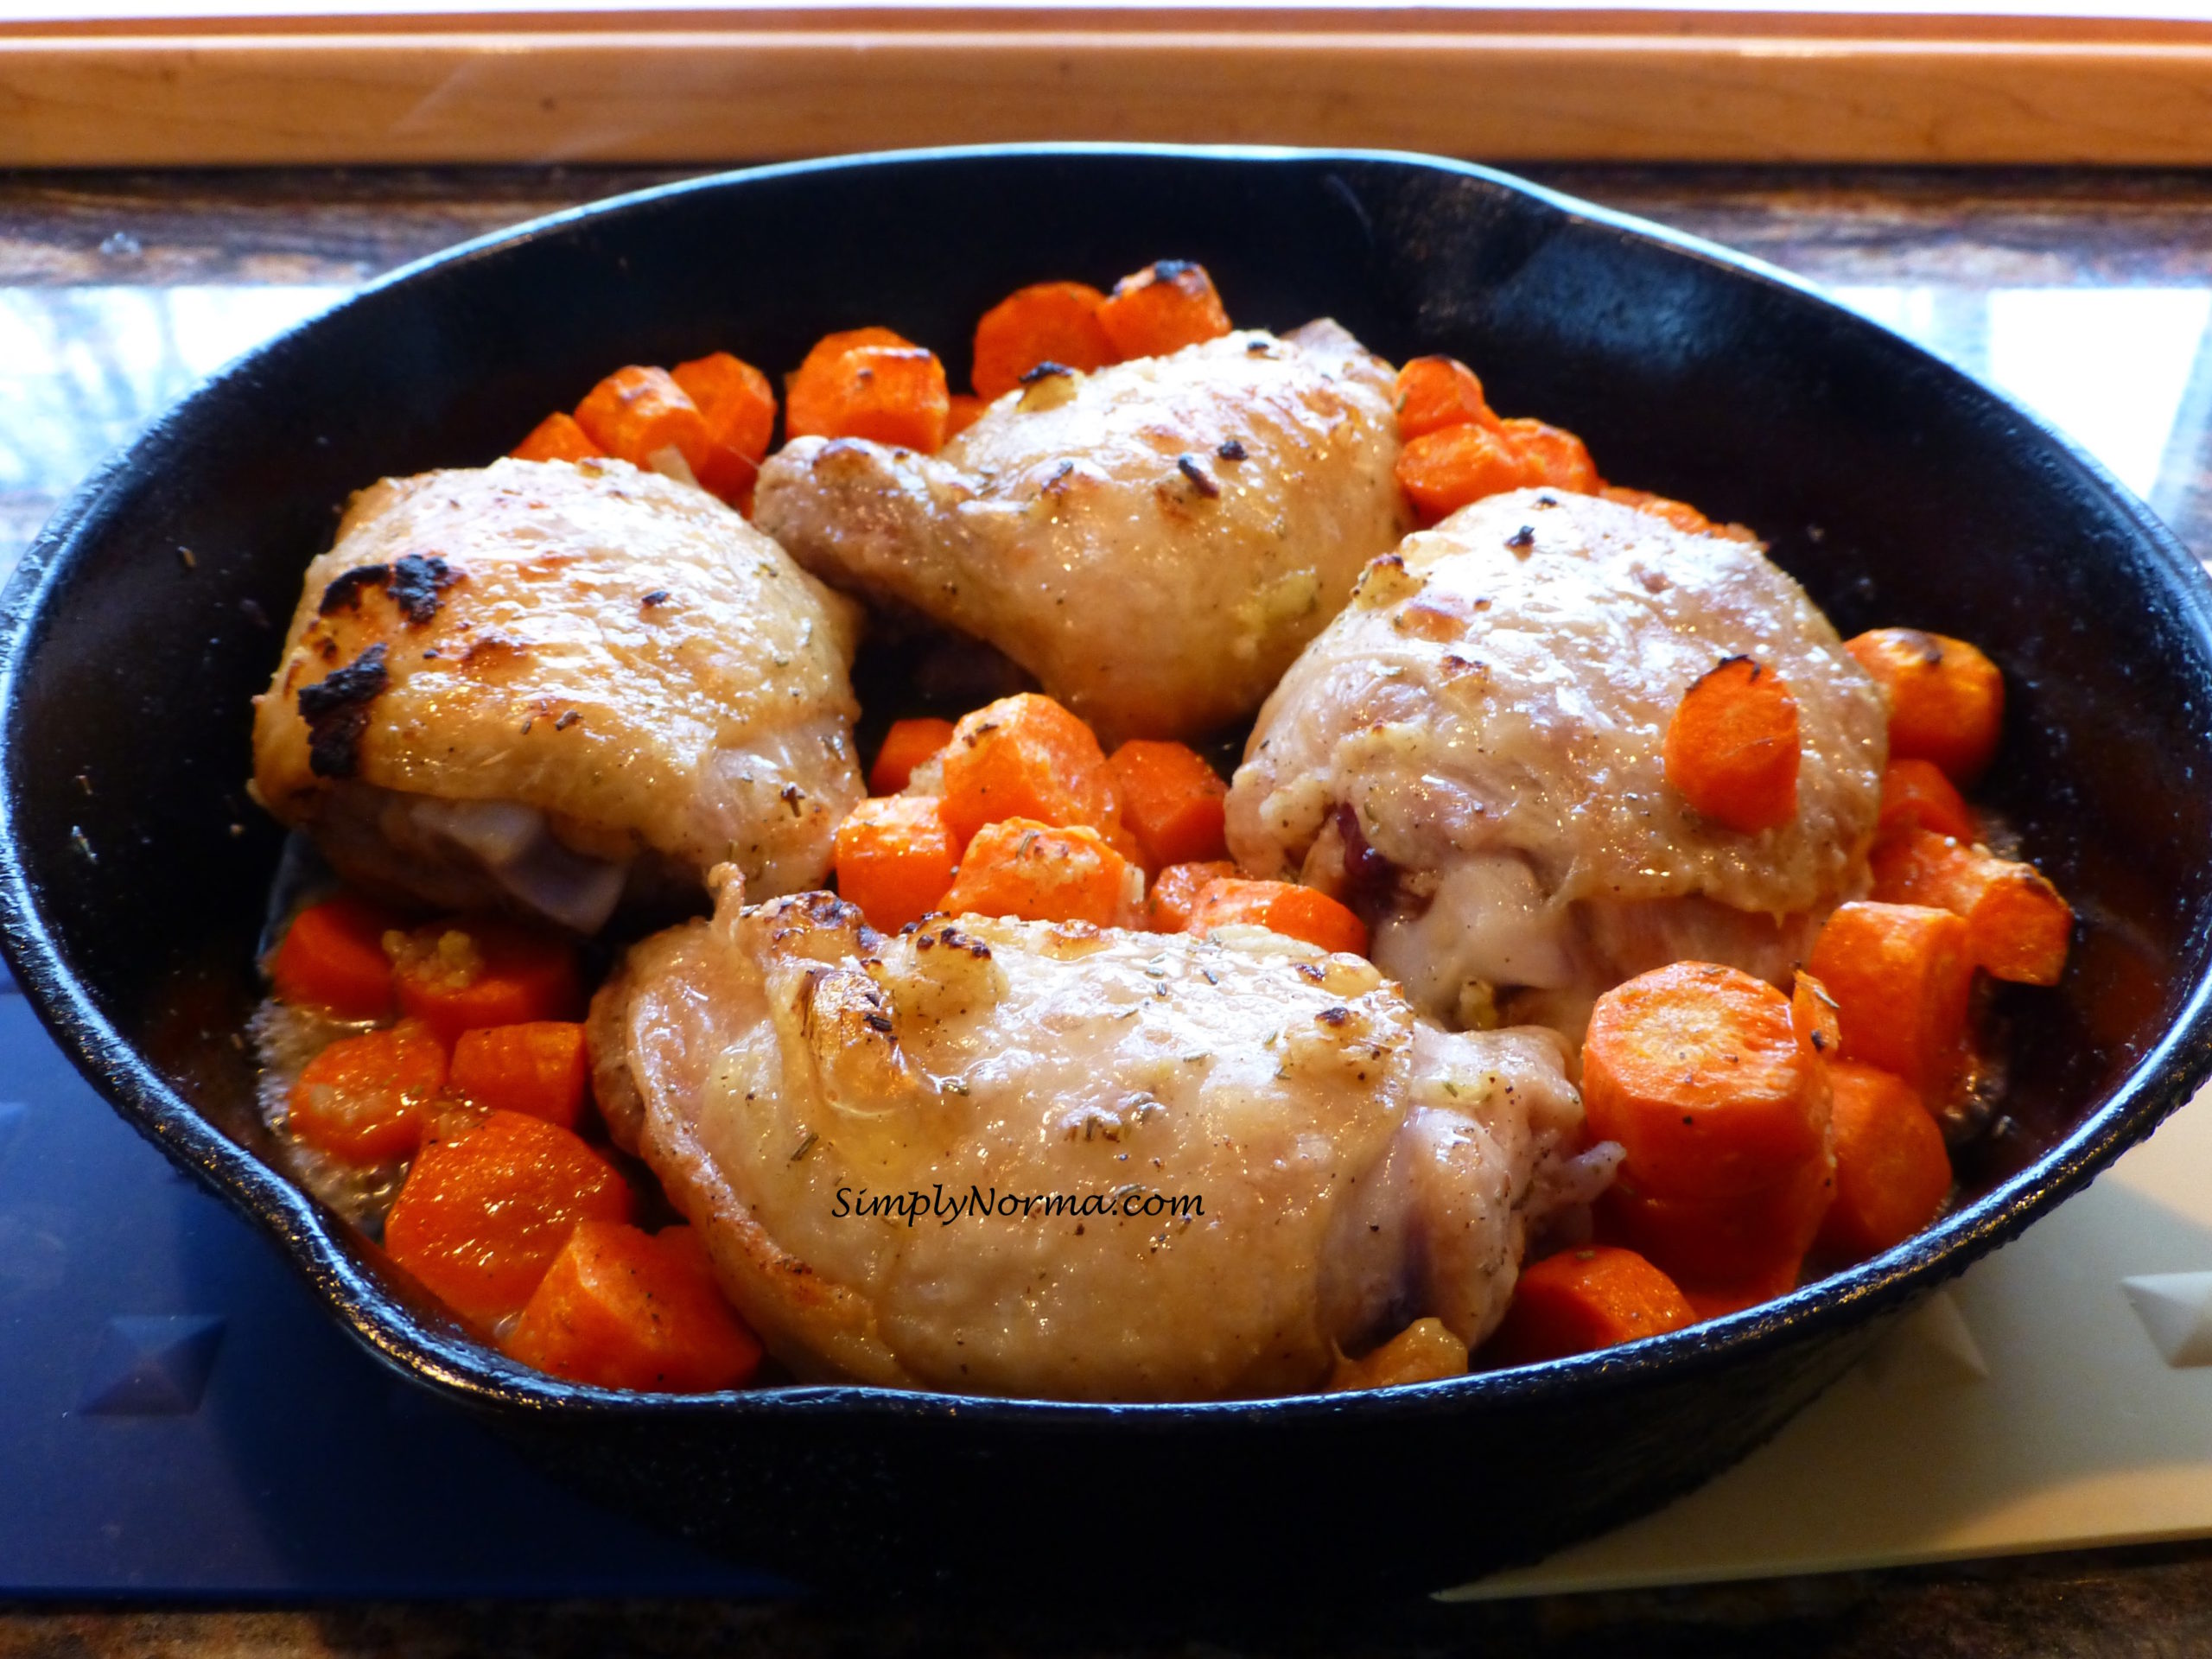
(4, 146, 2211, 1601)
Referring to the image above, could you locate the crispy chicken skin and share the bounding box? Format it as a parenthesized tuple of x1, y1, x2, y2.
(252, 459, 864, 931)
(1226, 489, 1887, 1039)
(588, 872, 1599, 1401)
(751, 322, 1412, 745)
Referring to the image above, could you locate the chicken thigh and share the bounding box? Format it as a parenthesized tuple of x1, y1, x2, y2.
(752, 322, 1411, 745)
(588, 870, 1599, 1402)
(252, 459, 864, 931)
(1227, 489, 1886, 1039)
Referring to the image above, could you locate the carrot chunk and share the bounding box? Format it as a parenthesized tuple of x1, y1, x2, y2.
(784, 327, 949, 452)
(1394, 423, 1535, 524)
(1393, 356, 1503, 442)
(288, 1018, 448, 1164)
(1108, 740, 1229, 871)
(1186, 878, 1369, 957)
(270, 892, 404, 1019)
(1791, 969, 1842, 1062)
(448, 1021, 591, 1132)
(1145, 859, 1239, 933)
(1486, 1246, 1697, 1365)
(1663, 655, 1802, 833)
(1807, 901, 1974, 1103)
(1581, 961, 1830, 1200)
(671, 351, 777, 509)
(389, 917, 583, 1046)
(503, 1221, 763, 1393)
(573, 365, 712, 478)
(1876, 757, 1976, 845)
(1597, 1148, 1834, 1291)
(511, 411, 606, 465)
(1329, 1318, 1469, 1391)
(1600, 485, 1713, 536)
(1095, 260, 1231, 359)
(384, 1109, 633, 1328)
(939, 818, 1132, 927)
(1816, 1061, 1953, 1262)
(972, 280, 1116, 400)
(1681, 1262, 1804, 1320)
(1846, 628, 2005, 785)
(1500, 417, 1600, 493)
(835, 796, 960, 932)
(945, 393, 988, 438)
(868, 715, 957, 797)
(937, 692, 1122, 849)
(1871, 830, 2073, 986)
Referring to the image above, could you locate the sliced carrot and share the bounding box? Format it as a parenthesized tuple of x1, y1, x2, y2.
(835, 796, 960, 932)
(1871, 830, 2073, 986)
(503, 1221, 763, 1393)
(1186, 878, 1369, 957)
(1146, 859, 1239, 933)
(1581, 961, 1829, 1200)
(1663, 655, 1802, 834)
(1846, 627, 2005, 785)
(671, 351, 777, 509)
(1329, 1318, 1469, 1391)
(1816, 1061, 1953, 1262)
(1877, 757, 1976, 845)
(1394, 423, 1535, 524)
(573, 365, 712, 478)
(1485, 1246, 1697, 1365)
(783, 326, 912, 434)
(938, 818, 1131, 928)
(1791, 969, 1842, 1062)
(1807, 901, 1974, 1103)
(270, 891, 404, 1019)
(287, 1018, 448, 1164)
(1393, 356, 1503, 442)
(511, 411, 606, 465)
(1095, 260, 1231, 360)
(448, 1021, 591, 1132)
(972, 280, 1116, 400)
(784, 327, 949, 452)
(1500, 416, 1600, 494)
(1681, 1261, 1802, 1320)
(937, 692, 1122, 849)
(389, 917, 583, 1046)
(868, 715, 957, 797)
(945, 393, 988, 439)
(1600, 485, 1713, 536)
(1597, 1149, 1834, 1290)
(1108, 740, 1229, 871)
(383, 1109, 633, 1328)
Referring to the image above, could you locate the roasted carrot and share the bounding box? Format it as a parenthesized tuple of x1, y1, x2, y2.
(835, 796, 960, 932)
(270, 891, 404, 1019)
(972, 280, 1116, 400)
(1186, 878, 1369, 957)
(1393, 356, 1503, 442)
(1846, 627, 2005, 785)
(937, 692, 1122, 849)
(1328, 1318, 1469, 1391)
(1500, 417, 1600, 494)
(1663, 655, 1802, 833)
(1095, 260, 1231, 360)
(945, 393, 988, 439)
(1145, 859, 1239, 933)
(503, 1221, 763, 1393)
(868, 715, 957, 797)
(783, 325, 910, 436)
(383, 1109, 633, 1328)
(1485, 1246, 1697, 1365)
(1600, 485, 1713, 536)
(1791, 969, 1842, 1062)
(1394, 423, 1534, 524)
(1581, 961, 1830, 1200)
(1597, 1149, 1834, 1291)
(511, 411, 606, 465)
(1681, 1262, 1803, 1320)
(671, 351, 777, 508)
(795, 342, 951, 452)
(1816, 1061, 1953, 1262)
(287, 1018, 448, 1164)
(448, 1021, 592, 1132)
(1807, 901, 1974, 1103)
(1108, 740, 1230, 871)
(389, 917, 583, 1046)
(938, 818, 1132, 928)
(572, 365, 712, 479)
(1876, 757, 1976, 845)
(1871, 830, 2073, 986)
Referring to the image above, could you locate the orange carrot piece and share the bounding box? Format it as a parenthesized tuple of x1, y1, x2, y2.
(1876, 757, 1976, 845)
(288, 1018, 448, 1165)
(1146, 859, 1239, 933)
(1095, 260, 1231, 360)
(573, 365, 712, 477)
(868, 715, 957, 796)
(1791, 969, 1842, 1062)
(835, 796, 960, 932)
(1394, 423, 1535, 524)
(1186, 878, 1369, 957)
(448, 1021, 592, 1132)
(389, 917, 583, 1046)
(784, 326, 949, 451)
(511, 411, 606, 465)
(937, 692, 1122, 849)
(938, 818, 1131, 927)
(1870, 830, 2073, 986)
(672, 351, 777, 509)
(1816, 1061, 1953, 1262)
(1581, 961, 1830, 1200)
(1393, 356, 1503, 442)
(972, 280, 1116, 400)
(1597, 1148, 1834, 1290)
(1663, 655, 1802, 833)
(945, 393, 988, 438)
(1807, 901, 1975, 1103)
(270, 891, 404, 1019)
(1500, 416, 1600, 494)
(384, 1109, 633, 1328)
(1846, 627, 2005, 785)
(784, 326, 911, 427)
(1600, 485, 1712, 535)
(1108, 740, 1229, 871)
(1486, 1246, 1697, 1365)
(1681, 1261, 1803, 1320)
(503, 1221, 763, 1393)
